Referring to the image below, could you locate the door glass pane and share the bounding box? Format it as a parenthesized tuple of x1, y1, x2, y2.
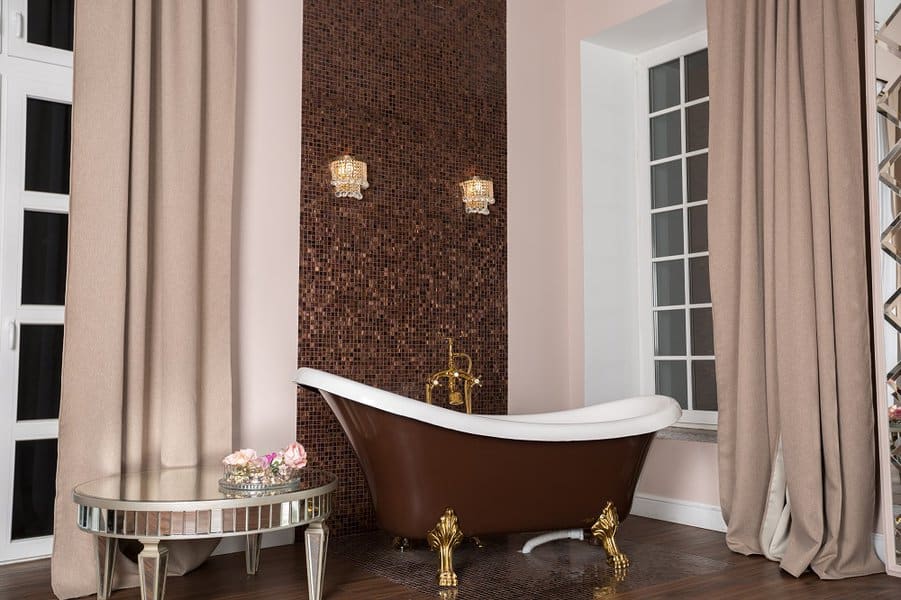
(656, 360, 687, 409)
(686, 101, 709, 152)
(692, 360, 718, 410)
(654, 309, 686, 355)
(652, 210, 683, 257)
(650, 110, 681, 160)
(687, 153, 708, 202)
(26, 98, 72, 194)
(21, 210, 68, 305)
(12, 438, 58, 539)
(688, 205, 708, 253)
(17, 324, 64, 421)
(690, 308, 714, 355)
(654, 260, 684, 306)
(685, 49, 708, 101)
(27, 0, 75, 51)
(649, 59, 680, 112)
(651, 159, 682, 208)
(689, 256, 711, 303)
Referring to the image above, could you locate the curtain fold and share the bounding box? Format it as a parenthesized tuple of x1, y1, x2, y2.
(50, 1, 237, 597)
(708, 0, 882, 579)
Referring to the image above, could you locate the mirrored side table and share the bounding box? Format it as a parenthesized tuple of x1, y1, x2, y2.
(73, 466, 337, 600)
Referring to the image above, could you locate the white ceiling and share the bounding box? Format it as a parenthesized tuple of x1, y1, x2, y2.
(586, 0, 707, 55)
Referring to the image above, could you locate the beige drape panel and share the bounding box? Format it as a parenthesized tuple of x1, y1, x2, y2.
(50, 1, 237, 597)
(708, 0, 882, 579)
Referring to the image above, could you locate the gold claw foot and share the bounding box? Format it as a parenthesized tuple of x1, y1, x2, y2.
(427, 508, 464, 587)
(591, 501, 630, 570)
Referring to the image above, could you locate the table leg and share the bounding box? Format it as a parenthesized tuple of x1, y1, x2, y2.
(304, 521, 329, 600)
(95, 536, 117, 599)
(246, 533, 262, 575)
(138, 539, 168, 600)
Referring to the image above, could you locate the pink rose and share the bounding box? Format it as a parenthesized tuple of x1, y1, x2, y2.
(283, 442, 307, 469)
(222, 448, 257, 466)
(890, 404, 901, 421)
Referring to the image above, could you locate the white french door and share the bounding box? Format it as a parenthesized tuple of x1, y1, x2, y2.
(0, 0, 73, 564)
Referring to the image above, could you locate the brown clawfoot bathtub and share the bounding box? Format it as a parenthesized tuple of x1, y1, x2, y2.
(295, 367, 681, 586)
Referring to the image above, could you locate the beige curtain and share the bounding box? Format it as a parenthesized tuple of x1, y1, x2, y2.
(50, 1, 237, 597)
(707, 0, 882, 579)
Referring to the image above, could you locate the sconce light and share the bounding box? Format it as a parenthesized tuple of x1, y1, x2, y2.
(459, 175, 494, 215)
(329, 154, 369, 199)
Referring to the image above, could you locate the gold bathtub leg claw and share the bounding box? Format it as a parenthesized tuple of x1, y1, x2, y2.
(427, 508, 464, 587)
(591, 501, 630, 571)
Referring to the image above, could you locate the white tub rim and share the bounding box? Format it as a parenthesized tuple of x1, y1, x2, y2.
(295, 367, 681, 442)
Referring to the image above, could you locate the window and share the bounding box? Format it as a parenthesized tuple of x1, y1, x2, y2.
(0, 1, 73, 563)
(638, 34, 716, 426)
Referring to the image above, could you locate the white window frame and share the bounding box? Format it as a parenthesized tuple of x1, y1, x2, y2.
(0, 0, 72, 564)
(6, 0, 73, 68)
(635, 30, 716, 428)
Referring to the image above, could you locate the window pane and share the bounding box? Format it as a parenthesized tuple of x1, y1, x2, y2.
(21, 211, 68, 305)
(692, 360, 718, 411)
(650, 110, 681, 160)
(652, 210, 683, 257)
(655, 309, 686, 355)
(685, 49, 708, 102)
(690, 308, 714, 355)
(651, 159, 682, 208)
(12, 439, 57, 540)
(26, 98, 72, 194)
(654, 260, 684, 306)
(685, 101, 709, 152)
(27, 0, 75, 51)
(17, 324, 64, 421)
(688, 205, 708, 253)
(649, 59, 680, 112)
(656, 360, 688, 409)
(689, 256, 711, 303)
(687, 153, 708, 202)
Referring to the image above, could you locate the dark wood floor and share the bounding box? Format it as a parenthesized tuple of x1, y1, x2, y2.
(1, 517, 897, 599)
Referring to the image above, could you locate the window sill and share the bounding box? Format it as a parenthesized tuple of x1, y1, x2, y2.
(656, 426, 717, 444)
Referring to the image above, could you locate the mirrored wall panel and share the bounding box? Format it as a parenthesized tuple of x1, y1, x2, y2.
(875, 0, 901, 572)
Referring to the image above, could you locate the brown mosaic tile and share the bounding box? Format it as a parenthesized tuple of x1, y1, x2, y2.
(298, 0, 508, 536)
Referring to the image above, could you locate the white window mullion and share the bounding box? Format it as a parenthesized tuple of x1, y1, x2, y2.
(638, 31, 714, 429)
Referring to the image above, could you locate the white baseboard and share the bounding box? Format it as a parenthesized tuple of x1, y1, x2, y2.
(631, 492, 726, 532)
(212, 529, 295, 556)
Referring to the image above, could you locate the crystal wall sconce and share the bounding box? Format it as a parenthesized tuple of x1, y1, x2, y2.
(460, 175, 494, 215)
(329, 154, 369, 199)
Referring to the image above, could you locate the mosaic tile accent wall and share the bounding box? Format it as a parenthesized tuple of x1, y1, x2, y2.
(298, 0, 507, 535)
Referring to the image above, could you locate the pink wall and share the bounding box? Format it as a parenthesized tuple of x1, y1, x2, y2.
(507, 0, 720, 512)
(233, 0, 302, 486)
(506, 1, 570, 413)
(507, 0, 667, 413)
(638, 438, 719, 505)
(562, 0, 667, 408)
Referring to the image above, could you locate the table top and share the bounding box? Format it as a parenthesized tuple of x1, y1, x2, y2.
(74, 466, 337, 511)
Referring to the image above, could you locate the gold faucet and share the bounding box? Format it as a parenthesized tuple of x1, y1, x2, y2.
(425, 338, 482, 414)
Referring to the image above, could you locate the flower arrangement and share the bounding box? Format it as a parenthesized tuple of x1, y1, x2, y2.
(220, 441, 308, 491)
(890, 403, 901, 424)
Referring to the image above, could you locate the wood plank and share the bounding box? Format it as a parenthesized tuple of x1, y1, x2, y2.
(0, 518, 897, 599)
